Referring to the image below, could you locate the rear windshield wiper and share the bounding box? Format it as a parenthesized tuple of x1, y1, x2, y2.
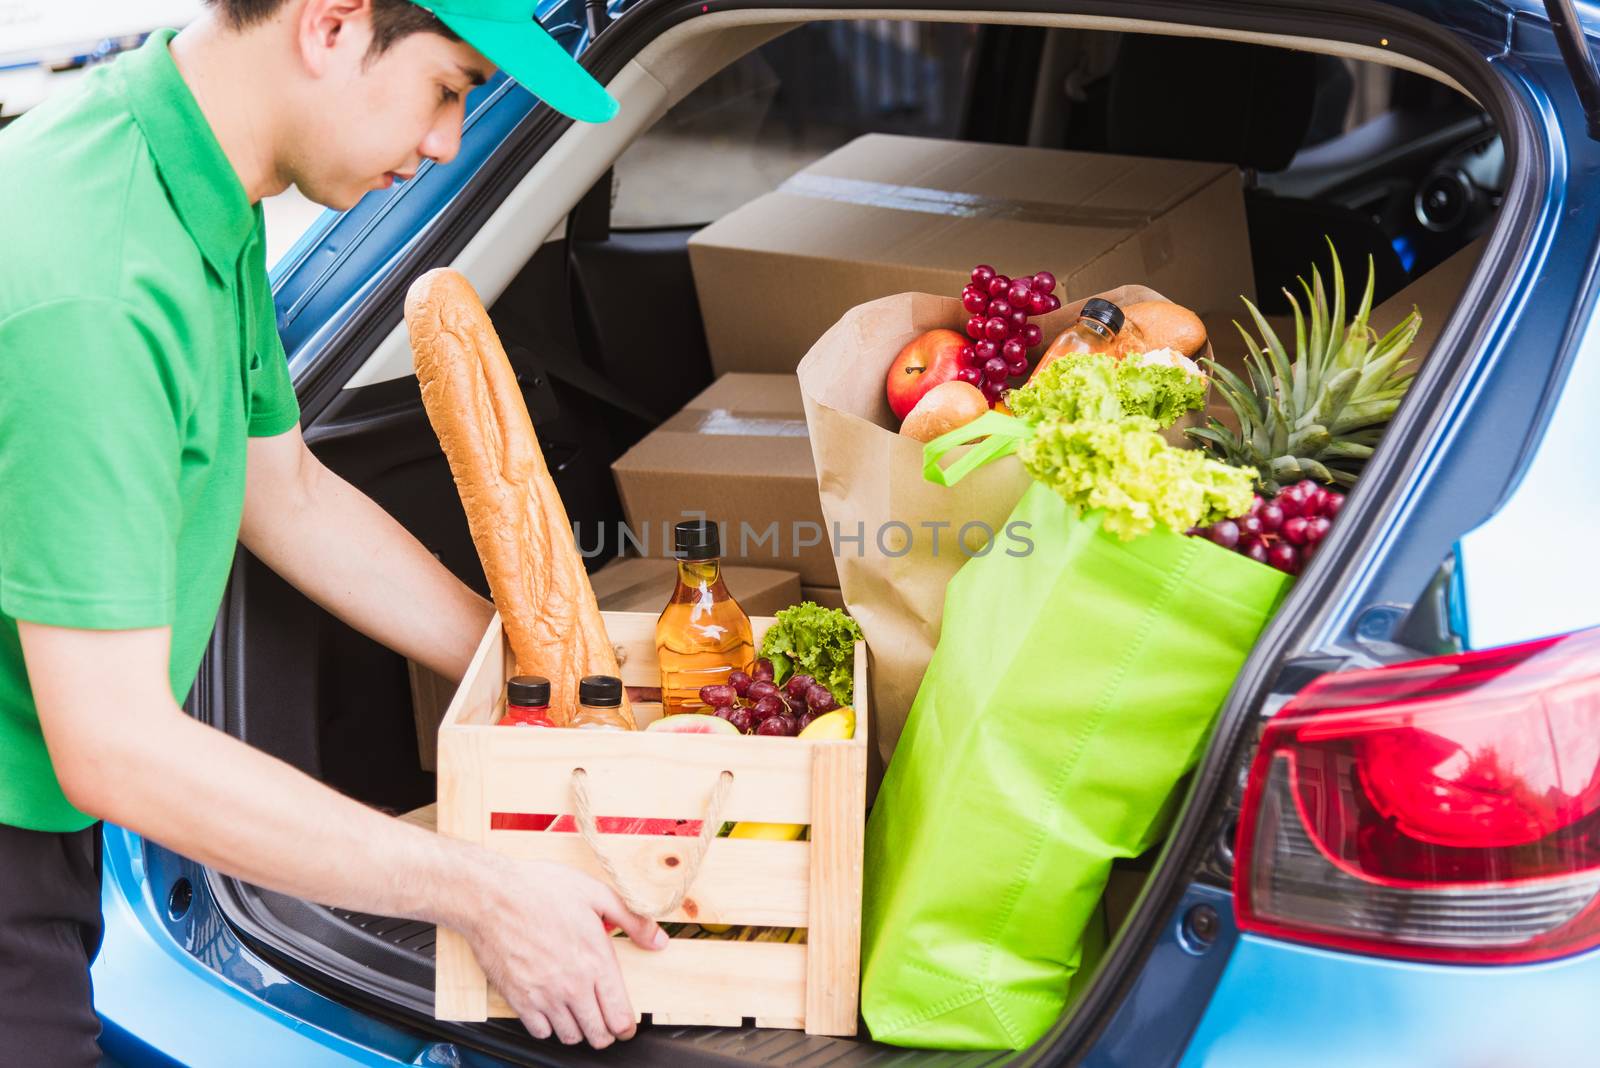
(1543, 0, 1600, 140)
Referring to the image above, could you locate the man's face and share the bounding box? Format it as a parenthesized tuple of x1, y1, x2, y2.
(291, 15, 493, 210)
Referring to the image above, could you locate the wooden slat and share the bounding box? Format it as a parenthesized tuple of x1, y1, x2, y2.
(651, 1009, 746, 1028)
(484, 833, 809, 926)
(441, 618, 506, 728)
(487, 939, 807, 1023)
(474, 730, 815, 824)
(408, 661, 456, 771)
(804, 713, 867, 1036)
(400, 803, 437, 831)
(607, 610, 672, 688)
(631, 702, 665, 729)
(435, 728, 491, 1021)
(851, 640, 869, 748)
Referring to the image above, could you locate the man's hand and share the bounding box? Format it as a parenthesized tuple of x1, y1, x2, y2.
(460, 854, 667, 1047)
(19, 620, 663, 1048)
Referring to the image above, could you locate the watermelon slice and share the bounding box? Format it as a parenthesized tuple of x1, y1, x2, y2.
(547, 815, 703, 836)
(490, 813, 557, 831)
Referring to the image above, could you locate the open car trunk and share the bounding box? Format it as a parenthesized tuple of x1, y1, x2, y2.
(199, 4, 1513, 1064)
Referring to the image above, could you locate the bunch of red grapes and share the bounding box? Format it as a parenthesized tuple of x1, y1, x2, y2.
(959, 264, 1063, 407)
(698, 657, 840, 737)
(1190, 480, 1346, 576)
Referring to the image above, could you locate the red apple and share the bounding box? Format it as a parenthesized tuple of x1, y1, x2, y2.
(887, 328, 966, 421)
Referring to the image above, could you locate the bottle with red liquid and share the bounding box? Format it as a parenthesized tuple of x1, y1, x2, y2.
(494, 674, 558, 831)
(503, 675, 555, 727)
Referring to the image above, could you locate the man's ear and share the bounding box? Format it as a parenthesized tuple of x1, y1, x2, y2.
(296, 0, 375, 78)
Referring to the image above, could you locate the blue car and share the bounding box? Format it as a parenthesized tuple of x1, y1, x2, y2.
(93, 1, 1600, 1064)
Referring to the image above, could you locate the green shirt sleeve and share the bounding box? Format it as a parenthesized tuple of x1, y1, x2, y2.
(245, 277, 300, 438)
(0, 299, 180, 629)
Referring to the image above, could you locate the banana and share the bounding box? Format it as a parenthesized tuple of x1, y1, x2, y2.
(797, 707, 855, 741)
(728, 821, 803, 842)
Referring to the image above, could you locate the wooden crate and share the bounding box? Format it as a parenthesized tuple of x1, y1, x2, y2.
(434, 610, 868, 1035)
(407, 659, 455, 772)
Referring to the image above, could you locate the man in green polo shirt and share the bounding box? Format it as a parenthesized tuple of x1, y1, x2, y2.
(0, 1, 661, 1060)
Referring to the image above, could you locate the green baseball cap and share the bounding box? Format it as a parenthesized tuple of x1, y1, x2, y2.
(409, 0, 619, 123)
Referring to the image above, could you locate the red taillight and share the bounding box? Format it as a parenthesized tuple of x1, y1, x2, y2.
(1235, 628, 1600, 964)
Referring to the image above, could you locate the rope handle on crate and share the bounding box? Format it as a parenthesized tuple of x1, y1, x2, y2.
(569, 767, 734, 919)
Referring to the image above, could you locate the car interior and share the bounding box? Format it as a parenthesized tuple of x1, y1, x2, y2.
(214, 12, 1502, 1063)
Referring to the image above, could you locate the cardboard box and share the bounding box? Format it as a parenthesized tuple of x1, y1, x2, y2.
(611, 374, 838, 587)
(801, 585, 847, 612)
(410, 659, 455, 773)
(689, 133, 1255, 377)
(590, 555, 802, 616)
(1371, 235, 1485, 365)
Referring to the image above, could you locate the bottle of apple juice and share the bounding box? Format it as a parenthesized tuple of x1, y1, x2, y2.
(655, 520, 754, 716)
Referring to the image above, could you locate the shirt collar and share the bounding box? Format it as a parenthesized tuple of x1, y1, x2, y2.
(119, 29, 256, 280)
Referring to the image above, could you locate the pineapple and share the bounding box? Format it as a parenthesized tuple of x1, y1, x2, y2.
(1191, 240, 1421, 495)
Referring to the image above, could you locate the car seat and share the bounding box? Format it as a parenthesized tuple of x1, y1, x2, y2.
(1103, 33, 1410, 313)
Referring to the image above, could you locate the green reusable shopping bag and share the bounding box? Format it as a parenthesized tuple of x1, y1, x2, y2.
(859, 412, 1290, 1050)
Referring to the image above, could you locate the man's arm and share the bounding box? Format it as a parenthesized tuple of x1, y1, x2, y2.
(20, 620, 664, 1048)
(238, 425, 493, 683)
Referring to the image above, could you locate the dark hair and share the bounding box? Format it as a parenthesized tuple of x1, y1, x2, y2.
(203, 0, 461, 56)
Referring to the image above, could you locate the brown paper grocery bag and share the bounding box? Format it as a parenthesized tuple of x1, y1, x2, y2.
(796, 286, 1209, 770)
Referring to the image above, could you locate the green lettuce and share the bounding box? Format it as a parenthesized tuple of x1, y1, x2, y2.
(1019, 416, 1256, 540)
(1009, 351, 1205, 430)
(1007, 355, 1124, 424)
(1116, 360, 1207, 427)
(759, 602, 865, 706)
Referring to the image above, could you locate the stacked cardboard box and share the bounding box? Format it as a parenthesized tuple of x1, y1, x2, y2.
(688, 132, 1256, 378)
(611, 373, 844, 599)
(1370, 235, 1485, 363)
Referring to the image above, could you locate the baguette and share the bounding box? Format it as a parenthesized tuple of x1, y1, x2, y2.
(405, 268, 633, 729)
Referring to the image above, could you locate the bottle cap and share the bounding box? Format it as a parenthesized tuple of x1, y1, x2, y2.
(674, 520, 721, 561)
(1079, 298, 1126, 334)
(507, 675, 551, 707)
(578, 675, 623, 707)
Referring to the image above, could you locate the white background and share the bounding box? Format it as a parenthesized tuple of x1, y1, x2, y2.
(0, 2, 203, 64)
